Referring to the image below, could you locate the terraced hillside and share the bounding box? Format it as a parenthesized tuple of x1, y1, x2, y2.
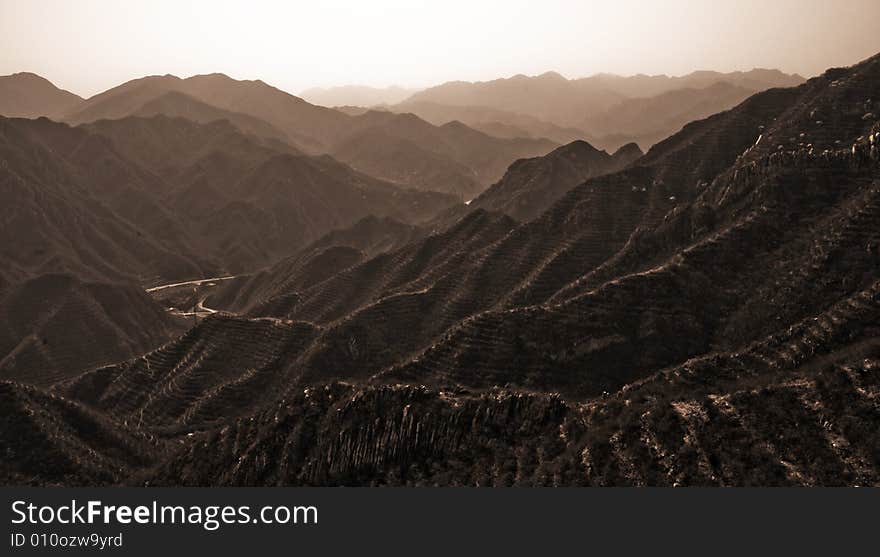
(207, 215, 428, 315)
(0, 380, 161, 486)
(58, 315, 320, 432)
(153, 287, 880, 486)
(0, 274, 185, 387)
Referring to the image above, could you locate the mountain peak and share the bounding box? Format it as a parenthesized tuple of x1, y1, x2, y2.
(537, 71, 567, 81)
(611, 142, 644, 166)
(0, 71, 83, 118)
(552, 139, 601, 156)
(6, 71, 49, 81)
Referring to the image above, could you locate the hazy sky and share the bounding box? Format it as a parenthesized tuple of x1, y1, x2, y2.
(2, 0, 879, 98)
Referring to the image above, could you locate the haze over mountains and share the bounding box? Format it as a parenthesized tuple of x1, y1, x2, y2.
(300, 85, 422, 108)
(393, 68, 805, 150)
(1, 51, 879, 486)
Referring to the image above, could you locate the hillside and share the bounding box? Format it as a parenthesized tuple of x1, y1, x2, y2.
(0, 274, 185, 387)
(85, 115, 459, 272)
(467, 140, 643, 221)
(330, 111, 556, 198)
(1, 112, 458, 288)
(0, 380, 162, 485)
(0, 116, 211, 286)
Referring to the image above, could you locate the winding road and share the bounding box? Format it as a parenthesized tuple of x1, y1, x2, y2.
(145, 275, 239, 317)
(145, 275, 237, 293)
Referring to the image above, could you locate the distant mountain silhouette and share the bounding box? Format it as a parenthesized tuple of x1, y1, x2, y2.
(391, 99, 589, 144)
(406, 71, 624, 129)
(410, 69, 804, 124)
(301, 85, 421, 107)
(132, 91, 290, 143)
(65, 73, 348, 150)
(585, 68, 804, 98)
(581, 82, 757, 150)
(404, 69, 806, 150)
(61, 73, 553, 198)
(0, 72, 83, 119)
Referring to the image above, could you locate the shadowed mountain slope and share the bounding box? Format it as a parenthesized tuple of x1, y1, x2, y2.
(57, 315, 322, 432)
(0, 380, 162, 485)
(206, 215, 428, 315)
(0, 274, 185, 387)
(329, 111, 556, 198)
(152, 303, 880, 486)
(0, 116, 209, 286)
(82, 115, 459, 272)
(0, 106, 460, 412)
(198, 152, 456, 271)
(306, 215, 426, 258)
(466, 140, 643, 221)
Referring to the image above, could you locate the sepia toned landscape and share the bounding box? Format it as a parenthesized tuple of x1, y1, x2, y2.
(1, 1, 879, 486)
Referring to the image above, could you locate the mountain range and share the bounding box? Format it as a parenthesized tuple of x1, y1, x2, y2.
(1, 52, 879, 486)
(389, 68, 805, 150)
(1, 72, 554, 199)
